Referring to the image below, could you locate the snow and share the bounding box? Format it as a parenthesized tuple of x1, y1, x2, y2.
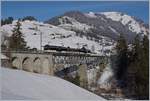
(58, 16, 92, 32)
(108, 26, 119, 35)
(101, 12, 124, 22)
(1, 20, 76, 49)
(0, 20, 114, 54)
(98, 67, 113, 88)
(97, 61, 113, 89)
(1, 68, 105, 100)
(0, 25, 14, 37)
(85, 12, 97, 18)
(87, 68, 98, 85)
(48, 35, 114, 54)
(0, 11, 148, 55)
(101, 12, 147, 35)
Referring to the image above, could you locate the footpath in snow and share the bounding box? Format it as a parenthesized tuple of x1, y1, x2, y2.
(1, 68, 105, 100)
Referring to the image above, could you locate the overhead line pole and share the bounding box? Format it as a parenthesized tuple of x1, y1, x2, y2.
(34, 25, 43, 51)
(40, 31, 42, 51)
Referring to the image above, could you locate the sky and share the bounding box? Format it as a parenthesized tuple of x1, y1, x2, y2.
(1, 1, 149, 23)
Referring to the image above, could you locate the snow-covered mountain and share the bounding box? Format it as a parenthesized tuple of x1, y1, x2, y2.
(100, 12, 148, 35)
(46, 11, 148, 42)
(58, 16, 93, 32)
(1, 11, 148, 55)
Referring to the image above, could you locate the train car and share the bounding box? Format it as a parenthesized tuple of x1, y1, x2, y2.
(43, 45, 91, 54)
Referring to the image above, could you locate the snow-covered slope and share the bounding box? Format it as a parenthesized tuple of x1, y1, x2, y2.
(1, 20, 114, 55)
(85, 12, 97, 18)
(1, 11, 148, 55)
(1, 68, 105, 100)
(1, 20, 76, 49)
(100, 12, 148, 35)
(58, 16, 93, 32)
(46, 11, 148, 44)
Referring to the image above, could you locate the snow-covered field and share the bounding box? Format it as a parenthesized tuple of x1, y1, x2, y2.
(1, 68, 105, 100)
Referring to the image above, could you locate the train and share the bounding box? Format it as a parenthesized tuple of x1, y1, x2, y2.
(43, 44, 91, 53)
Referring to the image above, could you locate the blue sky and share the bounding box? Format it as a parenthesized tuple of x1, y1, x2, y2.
(1, 1, 149, 23)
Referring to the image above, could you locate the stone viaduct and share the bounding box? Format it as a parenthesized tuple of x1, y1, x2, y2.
(2, 51, 108, 87)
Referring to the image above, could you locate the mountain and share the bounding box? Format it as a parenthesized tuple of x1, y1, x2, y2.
(1, 11, 148, 55)
(45, 11, 149, 42)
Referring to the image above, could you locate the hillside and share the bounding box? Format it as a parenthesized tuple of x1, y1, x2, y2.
(1, 11, 148, 55)
(46, 11, 148, 42)
(1, 20, 114, 55)
(1, 68, 105, 100)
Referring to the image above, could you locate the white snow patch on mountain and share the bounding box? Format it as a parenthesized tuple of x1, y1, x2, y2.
(100, 12, 147, 35)
(1, 68, 105, 100)
(108, 26, 119, 35)
(85, 12, 97, 18)
(58, 16, 93, 32)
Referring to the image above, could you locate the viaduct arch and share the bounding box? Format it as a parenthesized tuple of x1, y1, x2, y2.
(6, 51, 108, 88)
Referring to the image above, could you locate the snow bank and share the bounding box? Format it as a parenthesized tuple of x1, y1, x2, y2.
(1, 68, 105, 100)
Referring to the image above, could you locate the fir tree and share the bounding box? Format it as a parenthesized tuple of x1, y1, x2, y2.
(22, 16, 37, 21)
(127, 35, 149, 99)
(1, 17, 13, 25)
(126, 35, 142, 97)
(115, 34, 128, 84)
(133, 35, 149, 99)
(9, 19, 27, 51)
(141, 35, 149, 99)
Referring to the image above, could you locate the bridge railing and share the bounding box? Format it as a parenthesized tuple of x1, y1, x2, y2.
(1, 50, 106, 58)
(1, 50, 44, 54)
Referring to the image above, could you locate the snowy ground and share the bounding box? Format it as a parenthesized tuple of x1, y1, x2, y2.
(1, 68, 105, 100)
(1, 20, 114, 55)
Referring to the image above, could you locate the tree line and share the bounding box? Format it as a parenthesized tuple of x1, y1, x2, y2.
(115, 34, 149, 99)
(1, 16, 37, 26)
